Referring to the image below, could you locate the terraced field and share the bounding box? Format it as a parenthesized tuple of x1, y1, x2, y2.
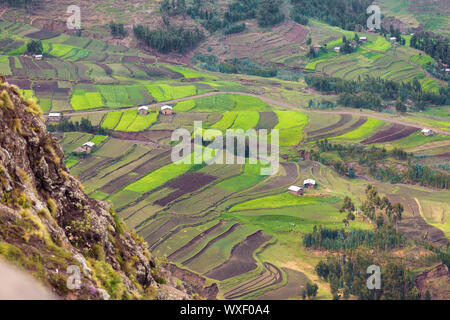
(4, 2, 448, 300)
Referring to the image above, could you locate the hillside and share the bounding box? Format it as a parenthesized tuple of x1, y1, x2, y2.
(0, 78, 193, 299)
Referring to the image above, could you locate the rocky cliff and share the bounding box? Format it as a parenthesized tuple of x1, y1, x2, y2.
(0, 78, 189, 300)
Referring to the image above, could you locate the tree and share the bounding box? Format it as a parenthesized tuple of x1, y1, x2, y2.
(257, 0, 285, 27)
(305, 282, 318, 299)
(26, 40, 43, 55)
(395, 98, 407, 113)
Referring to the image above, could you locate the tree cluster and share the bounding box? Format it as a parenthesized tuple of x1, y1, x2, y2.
(290, 0, 372, 31)
(303, 225, 406, 251)
(305, 74, 450, 111)
(109, 22, 128, 38)
(47, 118, 109, 136)
(133, 24, 204, 54)
(26, 40, 43, 55)
(410, 32, 450, 65)
(315, 254, 421, 300)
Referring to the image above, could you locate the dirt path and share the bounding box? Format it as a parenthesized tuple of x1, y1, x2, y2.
(52, 91, 450, 136)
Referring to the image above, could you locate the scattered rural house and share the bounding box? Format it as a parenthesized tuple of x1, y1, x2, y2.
(445, 68, 450, 74)
(368, 27, 375, 33)
(33, 54, 43, 61)
(160, 105, 173, 115)
(359, 36, 367, 42)
(390, 37, 397, 42)
(74, 141, 96, 155)
(421, 129, 435, 136)
(288, 185, 304, 196)
(334, 47, 341, 53)
(303, 179, 316, 188)
(313, 44, 322, 53)
(138, 105, 149, 115)
(48, 112, 62, 122)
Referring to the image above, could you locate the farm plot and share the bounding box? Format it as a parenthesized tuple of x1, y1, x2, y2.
(256, 268, 309, 300)
(305, 114, 352, 139)
(204, 230, 272, 281)
(211, 112, 238, 130)
(101, 111, 122, 129)
(188, 94, 269, 112)
(230, 193, 339, 212)
(164, 220, 230, 261)
(256, 112, 278, 130)
(230, 112, 260, 131)
(308, 116, 366, 141)
(100, 149, 172, 194)
(272, 111, 309, 146)
(114, 110, 138, 131)
(70, 89, 104, 110)
(255, 162, 299, 192)
(361, 124, 419, 144)
(146, 84, 197, 101)
(330, 117, 385, 141)
(217, 162, 268, 193)
(182, 223, 241, 267)
(154, 172, 218, 206)
(223, 263, 283, 299)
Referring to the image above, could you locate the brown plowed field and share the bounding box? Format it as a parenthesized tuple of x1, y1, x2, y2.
(283, 24, 307, 43)
(223, 263, 282, 299)
(256, 112, 278, 130)
(154, 172, 218, 206)
(307, 114, 352, 137)
(204, 230, 272, 281)
(256, 268, 309, 300)
(310, 116, 367, 141)
(361, 124, 419, 144)
(255, 162, 298, 192)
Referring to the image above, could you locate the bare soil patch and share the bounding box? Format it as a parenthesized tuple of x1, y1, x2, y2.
(256, 112, 278, 130)
(415, 264, 450, 300)
(167, 264, 219, 300)
(307, 114, 352, 137)
(256, 267, 309, 300)
(309, 116, 367, 141)
(154, 172, 218, 206)
(26, 30, 59, 40)
(224, 263, 283, 299)
(204, 230, 272, 281)
(361, 124, 419, 144)
(397, 216, 448, 247)
(255, 162, 298, 192)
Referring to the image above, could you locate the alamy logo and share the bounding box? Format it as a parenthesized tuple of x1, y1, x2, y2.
(67, 5, 81, 30)
(366, 265, 381, 289)
(367, 5, 381, 30)
(171, 121, 279, 175)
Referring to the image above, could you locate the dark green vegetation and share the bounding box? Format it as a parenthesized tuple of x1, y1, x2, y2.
(290, 0, 372, 30)
(410, 32, 449, 65)
(315, 254, 421, 300)
(311, 140, 450, 189)
(306, 75, 450, 111)
(133, 24, 204, 54)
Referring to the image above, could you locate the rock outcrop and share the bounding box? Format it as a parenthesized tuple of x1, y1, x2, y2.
(0, 79, 188, 300)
